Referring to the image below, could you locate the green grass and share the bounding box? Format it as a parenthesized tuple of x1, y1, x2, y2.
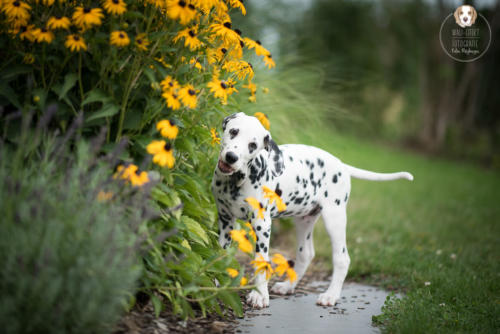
(259, 105, 500, 332)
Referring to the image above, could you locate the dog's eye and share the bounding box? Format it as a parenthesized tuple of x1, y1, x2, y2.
(248, 142, 257, 153)
(229, 128, 239, 139)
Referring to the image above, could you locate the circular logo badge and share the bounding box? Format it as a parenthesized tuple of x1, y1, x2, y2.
(440, 5, 491, 62)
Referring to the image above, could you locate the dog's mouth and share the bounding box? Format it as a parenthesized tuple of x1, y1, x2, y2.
(218, 159, 234, 174)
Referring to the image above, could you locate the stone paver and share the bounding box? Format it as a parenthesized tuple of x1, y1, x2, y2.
(237, 282, 394, 334)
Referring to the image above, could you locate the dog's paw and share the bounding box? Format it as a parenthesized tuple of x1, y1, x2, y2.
(316, 292, 339, 306)
(246, 290, 269, 308)
(271, 281, 294, 295)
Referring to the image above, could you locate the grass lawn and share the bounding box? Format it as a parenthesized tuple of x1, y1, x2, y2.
(266, 110, 500, 332)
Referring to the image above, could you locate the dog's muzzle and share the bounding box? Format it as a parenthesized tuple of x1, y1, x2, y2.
(218, 159, 234, 174)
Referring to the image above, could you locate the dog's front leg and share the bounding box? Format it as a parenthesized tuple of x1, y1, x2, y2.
(216, 207, 235, 249)
(247, 214, 272, 308)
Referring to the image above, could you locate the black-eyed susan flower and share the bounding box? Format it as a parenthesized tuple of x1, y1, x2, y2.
(210, 21, 241, 45)
(173, 25, 203, 51)
(225, 78, 238, 95)
(97, 190, 114, 201)
(47, 16, 71, 30)
(114, 164, 149, 186)
(160, 75, 180, 93)
(248, 95, 256, 103)
(262, 87, 269, 94)
(189, 57, 203, 70)
(243, 80, 257, 95)
(18, 24, 35, 41)
(207, 46, 227, 64)
(65, 34, 87, 52)
(162, 91, 181, 110)
(23, 53, 34, 64)
(254, 112, 270, 130)
(240, 276, 248, 286)
(251, 254, 273, 279)
(102, 0, 126, 15)
(33, 28, 54, 43)
(263, 54, 275, 69)
(147, 140, 175, 168)
(166, 0, 197, 25)
(40, 0, 55, 6)
(230, 229, 253, 254)
(210, 128, 220, 146)
(178, 84, 197, 109)
(272, 253, 297, 282)
(207, 75, 229, 103)
(130, 170, 149, 186)
(110, 30, 130, 47)
(145, 0, 166, 9)
(245, 197, 265, 219)
(262, 185, 286, 212)
(243, 37, 269, 57)
(134, 33, 150, 51)
(157, 119, 178, 139)
(72, 6, 104, 30)
(226, 268, 239, 278)
(2, 0, 31, 20)
(228, 0, 245, 15)
(222, 60, 254, 80)
(244, 221, 257, 242)
(192, 0, 218, 13)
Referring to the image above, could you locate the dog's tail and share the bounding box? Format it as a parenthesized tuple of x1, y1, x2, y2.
(344, 164, 413, 181)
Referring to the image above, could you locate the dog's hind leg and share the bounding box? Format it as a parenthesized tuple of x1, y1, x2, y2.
(316, 206, 350, 306)
(271, 214, 320, 295)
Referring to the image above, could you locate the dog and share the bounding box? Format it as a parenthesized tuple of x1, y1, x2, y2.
(454, 5, 477, 28)
(211, 112, 413, 308)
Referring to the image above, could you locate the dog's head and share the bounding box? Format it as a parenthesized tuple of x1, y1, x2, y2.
(454, 5, 477, 27)
(217, 112, 284, 177)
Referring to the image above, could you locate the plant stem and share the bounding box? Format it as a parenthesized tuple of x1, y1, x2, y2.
(78, 53, 84, 102)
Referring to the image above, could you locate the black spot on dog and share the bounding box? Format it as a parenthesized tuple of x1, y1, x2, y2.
(256, 226, 262, 231)
(308, 204, 322, 217)
(294, 197, 304, 205)
(263, 232, 269, 238)
(256, 244, 260, 252)
(338, 172, 342, 176)
(264, 246, 268, 253)
(310, 163, 314, 169)
(305, 160, 310, 166)
(296, 175, 300, 183)
(225, 233, 229, 239)
(295, 191, 299, 195)
(324, 191, 328, 197)
(333, 174, 338, 183)
(229, 128, 239, 139)
(216, 180, 221, 186)
(289, 156, 293, 162)
(317, 158, 324, 168)
(342, 247, 346, 253)
(307, 232, 311, 240)
(240, 207, 245, 212)
(335, 199, 340, 205)
(260, 242, 265, 249)
(299, 247, 303, 252)
(345, 193, 349, 202)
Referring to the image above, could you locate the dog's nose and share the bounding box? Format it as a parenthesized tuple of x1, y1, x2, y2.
(464, 17, 468, 21)
(225, 151, 239, 164)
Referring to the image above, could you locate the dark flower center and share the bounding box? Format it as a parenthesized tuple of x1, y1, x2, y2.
(168, 82, 173, 87)
(112, 0, 119, 4)
(178, 0, 186, 7)
(188, 89, 195, 96)
(256, 40, 262, 45)
(41, 28, 47, 33)
(164, 142, 172, 151)
(188, 30, 195, 37)
(119, 33, 124, 38)
(136, 39, 142, 44)
(287, 260, 295, 268)
(267, 54, 272, 58)
(223, 22, 232, 29)
(248, 62, 253, 69)
(13, 1, 20, 7)
(234, 28, 242, 36)
(239, 40, 244, 48)
(73, 35, 80, 41)
(84, 7, 91, 13)
(220, 82, 227, 89)
(172, 94, 178, 99)
(188, 4, 195, 10)
(221, 47, 227, 54)
(259, 202, 263, 209)
(20, 26, 27, 32)
(55, 15, 62, 19)
(168, 119, 176, 126)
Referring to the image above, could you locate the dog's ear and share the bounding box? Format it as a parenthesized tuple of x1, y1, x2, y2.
(471, 7, 477, 24)
(454, 6, 461, 24)
(222, 112, 244, 131)
(264, 134, 284, 176)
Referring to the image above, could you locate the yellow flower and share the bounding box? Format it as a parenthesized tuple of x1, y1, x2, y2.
(156, 119, 178, 139)
(210, 128, 220, 146)
(2, 0, 31, 20)
(226, 268, 239, 278)
(162, 91, 181, 110)
(210, 21, 241, 45)
(130, 171, 150, 186)
(114, 164, 149, 186)
(160, 75, 180, 93)
(262, 87, 269, 94)
(178, 84, 197, 109)
(262, 185, 286, 212)
(243, 37, 269, 57)
(173, 25, 203, 51)
(23, 53, 34, 64)
(40, 0, 55, 6)
(72, 7, 104, 30)
(245, 197, 265, 219)
(135, 33, 150, 51)
(240, 276, 248, 286)
(18, 24, 35, 41)
(207, 76, 229, 103)
(272, 253, 297, 282)
(166, 0, 197, 25)
(97, 190, 113, 201)
(102, 0, 126, 15)
(251, 254, 273, 280)
(263, 54, 276, 69)
(147, 140, 175, 168)
(65, 34, 87, 52)
(248, 95, 256, 103)
(32, 28, 54, 44)
(230, 229, 253, 254)
(244, 222, 257, 242)
(254, 112, 270, 130)
(47, 16, 71, 30)
(207, 47, 228, 64)
(222, 60, 254, 80)
(189, 57, 203, 70)
(145, 0, 166, 9)
(228, 0, 245, 15)
(110, 30, 130, 47)
(243, 81, 257, 95)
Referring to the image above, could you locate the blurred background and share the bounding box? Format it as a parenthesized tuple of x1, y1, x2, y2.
(235, 0, 500, 167)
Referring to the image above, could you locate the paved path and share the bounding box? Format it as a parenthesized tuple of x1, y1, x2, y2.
(236, 282, 392, 334)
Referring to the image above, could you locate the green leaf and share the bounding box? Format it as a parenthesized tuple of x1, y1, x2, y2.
(218, 290, 243, 316)
(182, 216, 209, 246)
(82, 89, 111, 106)
(57, 73, 78, 101)
(0, 82, 22, 109)
(151, 294, 162, 318)
(85, 103, 119, 122)
(0, 65, 32, 81)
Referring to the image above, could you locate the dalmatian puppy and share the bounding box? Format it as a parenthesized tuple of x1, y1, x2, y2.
(211, 112, 413, 308)
(454, 5, 477, 28)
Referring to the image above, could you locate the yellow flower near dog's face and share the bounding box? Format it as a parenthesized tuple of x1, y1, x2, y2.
(245, 197, 265, 219)
(156, 119, 178, 139)
(230, 229, 253, 254)
(72, 7, 104, 30)
(65, 34, 87, 52)
(110, 30, 130, 47)
(244, 222, 257, 242)
(147, 140, 175, 168)
(251, 254, 273, 280)
(272, 253, 297, 282)
(210, 128, 220, 146)
(254, 112, 270, 130)
(207, 76, 229, 103)
(262, 186, 286, 212)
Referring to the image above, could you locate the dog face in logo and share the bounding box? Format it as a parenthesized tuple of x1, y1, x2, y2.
(454, 5, 477, 28)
